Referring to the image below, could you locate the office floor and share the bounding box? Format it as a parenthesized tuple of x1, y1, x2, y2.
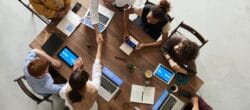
(0, 0, 250, 110)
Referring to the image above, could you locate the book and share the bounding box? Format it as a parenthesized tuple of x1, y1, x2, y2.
(56, 10, 81, 36)
(130, 84, 155, 104)
(119, 35, 139, 55)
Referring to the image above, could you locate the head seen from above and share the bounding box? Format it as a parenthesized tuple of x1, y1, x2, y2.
(28, 58, 49, 78)
(69, 69, 89, 103)
(147, 0, 171, 24)
(174, 40, 199, 62)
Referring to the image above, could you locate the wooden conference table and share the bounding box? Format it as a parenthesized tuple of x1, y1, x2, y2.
(29, 1, 203, 110)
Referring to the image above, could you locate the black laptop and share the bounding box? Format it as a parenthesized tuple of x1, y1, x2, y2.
(42, 32, 64, 56)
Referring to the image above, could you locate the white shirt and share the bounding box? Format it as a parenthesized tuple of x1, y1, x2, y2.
(90, 0, 132, 24)
(59, 59, 102, 110)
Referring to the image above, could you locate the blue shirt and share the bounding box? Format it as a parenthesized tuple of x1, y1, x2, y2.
(23, 49, 64, 96)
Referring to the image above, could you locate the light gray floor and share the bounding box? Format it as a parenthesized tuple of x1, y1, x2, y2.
(1, 0, 250, 110)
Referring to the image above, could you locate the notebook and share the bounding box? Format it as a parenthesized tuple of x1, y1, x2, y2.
(119, 35, 139, 55)
(56, 10, 81, 36)
(41, 32, 64, 56)
(81, 5, 114, 32)
(130, 84, 155, 104)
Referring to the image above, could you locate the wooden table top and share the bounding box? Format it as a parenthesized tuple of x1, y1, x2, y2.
(29, 1, 203, 110)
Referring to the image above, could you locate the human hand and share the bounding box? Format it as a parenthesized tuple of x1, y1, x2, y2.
(51, 59, 62, 68)
(96, 33, 104, 45)
(168, 59, 183, 72)
(73, 57, 84, 71)
(123, 33, 130, 42)
(191, 96, 199, 102)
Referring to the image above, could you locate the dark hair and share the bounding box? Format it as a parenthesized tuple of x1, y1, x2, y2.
(28, 59, 49, 78)
(68, 70, 89, 103)
(182, 102, 193, 110)
(151, 0, 171, 19)
(178, 40, 199, 63)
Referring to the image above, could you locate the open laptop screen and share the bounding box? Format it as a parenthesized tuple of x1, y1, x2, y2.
(102, 66, 123, 86)
(152, 90, 169, 110)
(58, 46, 78, 67)
(154, 64, 175, 84)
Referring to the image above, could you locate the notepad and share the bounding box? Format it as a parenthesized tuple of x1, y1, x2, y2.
(130, 84, 155, 104)
(119, 36, 139, 55)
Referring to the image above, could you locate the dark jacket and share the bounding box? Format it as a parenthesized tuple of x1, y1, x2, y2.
(161, 35, 197, 76)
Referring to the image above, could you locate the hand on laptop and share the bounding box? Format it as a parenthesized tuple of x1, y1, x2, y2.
(73, 57, 84, 71)
(51, 59, 62, 69)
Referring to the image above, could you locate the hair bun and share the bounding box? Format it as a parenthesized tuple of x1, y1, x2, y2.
(159, 0, 170, 12)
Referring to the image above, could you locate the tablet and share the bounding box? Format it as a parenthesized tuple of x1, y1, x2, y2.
(153, 64, 175, 84)
(58, 46, 78, 67)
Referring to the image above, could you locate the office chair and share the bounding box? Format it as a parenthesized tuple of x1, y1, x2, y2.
(13, 75, 53, 104)
(18, 0, 50, 24)
(169, 21, 208, 48)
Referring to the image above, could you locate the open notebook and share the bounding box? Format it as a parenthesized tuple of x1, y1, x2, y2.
(130, 84, 155, 104)
(119, 35, 139, 55)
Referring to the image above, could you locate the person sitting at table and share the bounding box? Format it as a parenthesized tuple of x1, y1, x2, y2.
(161, 34, 199, 76)
(182, 95, 213, 110)
(29, 0, 71, 20)
(59, 36, 104, 110)
(23, 49, 64, 96)
(123, 0, 171, 50)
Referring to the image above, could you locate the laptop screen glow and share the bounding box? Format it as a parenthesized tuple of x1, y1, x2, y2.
(154, 64, 175, 84)
(102, 66, 123, 86)
(152, 90, 169, 110)
(58, 47, 78, 67)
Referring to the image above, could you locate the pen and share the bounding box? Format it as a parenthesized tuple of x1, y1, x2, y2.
(114, 56, 126, 61)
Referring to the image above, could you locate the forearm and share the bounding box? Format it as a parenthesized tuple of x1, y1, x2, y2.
(94, 24, 100, 33)
(34, 49, 54, 63)
(96, 43, 103, 59)
(143, 41, 163, 48)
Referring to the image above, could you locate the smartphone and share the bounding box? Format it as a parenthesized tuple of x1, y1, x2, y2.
(72, 2, 82, 13)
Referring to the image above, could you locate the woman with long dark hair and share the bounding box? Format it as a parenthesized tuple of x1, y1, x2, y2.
(59, 36, 104, 110)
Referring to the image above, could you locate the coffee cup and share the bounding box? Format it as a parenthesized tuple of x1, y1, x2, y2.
(169, 84, 178, 93)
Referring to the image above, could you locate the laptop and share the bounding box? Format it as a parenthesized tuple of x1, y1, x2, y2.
(153, 90, 185, 110)
(56, 10, 81, 36)
(42, 32, 64, 56)
(153, 64, 175, 84)
(81, 5, 114, 32)
(98, 66, 123, 102)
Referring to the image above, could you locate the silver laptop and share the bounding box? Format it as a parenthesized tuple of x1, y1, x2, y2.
(81, 5, 114, 32)
(159, 93, 185, 110)
(98, 66, 123, 102)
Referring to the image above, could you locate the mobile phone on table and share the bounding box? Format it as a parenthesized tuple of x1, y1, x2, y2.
(72, 2, 82, 13)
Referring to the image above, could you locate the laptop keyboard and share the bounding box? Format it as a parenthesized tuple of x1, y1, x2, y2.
(99, 13, 109, 24)
(160, 95, 177, 110)
(101, 76, 117, 94)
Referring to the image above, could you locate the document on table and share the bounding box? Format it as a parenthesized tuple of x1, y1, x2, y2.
(130, 84, 155, 104)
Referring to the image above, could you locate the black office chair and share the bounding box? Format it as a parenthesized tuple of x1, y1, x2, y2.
(13, 75, 53, 104)
(169, 21, 208, 48)
(18, 0, 50, 24)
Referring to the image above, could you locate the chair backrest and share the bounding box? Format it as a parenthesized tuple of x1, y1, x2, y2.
(169, 21, 208, 48)
(14, 75, 44, 104)
(18, 0, 50, 24)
